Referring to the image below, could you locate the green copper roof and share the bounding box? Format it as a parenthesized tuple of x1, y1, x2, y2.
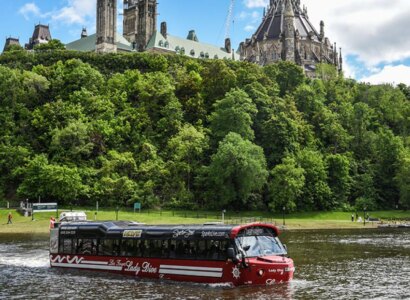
(146, 31, 236, 60)
(65, 33, 133, 52)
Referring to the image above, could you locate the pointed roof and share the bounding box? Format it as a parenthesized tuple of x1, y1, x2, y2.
(65, 33, 133, 52)
(251, 0, 321, 43)
(146, 31, 235, 60)
(284, 0, 294, 18)
(32, 24, 52, 41)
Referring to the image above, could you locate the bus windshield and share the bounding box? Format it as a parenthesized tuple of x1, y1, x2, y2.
(235, 235, 287, 257)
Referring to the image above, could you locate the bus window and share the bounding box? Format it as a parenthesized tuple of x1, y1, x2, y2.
(160, 240, 169, 258)
(147, 240, 162, 258)
(60, 238, 73, 254)
(169, 240, 177, 258)
(76, 239, 97, 255)
(219, 240, 229, 261)
(99, 239, 119, 256)
(197, 240, 207, 260)
(138, 240, 148, 257)
(184, 241, 196, 259)
(121, 239, 136, 256)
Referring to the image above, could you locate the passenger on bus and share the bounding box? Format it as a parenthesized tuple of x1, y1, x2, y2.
(49, 217, 55, 229)
(169, 244, 176, 258)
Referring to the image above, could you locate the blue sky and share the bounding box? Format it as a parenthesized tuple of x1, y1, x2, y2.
(2, 0, 410, 85)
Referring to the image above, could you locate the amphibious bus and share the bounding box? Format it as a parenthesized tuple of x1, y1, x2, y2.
(49, 221, 294, 286)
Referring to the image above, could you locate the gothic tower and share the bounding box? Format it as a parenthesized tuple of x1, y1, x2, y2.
(96, 0, 117, 53)
(123, 0, 138, 45)
(123, 0, 157, 51)
(239, 0, 342, 77)
(283, 0, 295, 62)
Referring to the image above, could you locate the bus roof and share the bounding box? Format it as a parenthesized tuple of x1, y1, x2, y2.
(57, 221, 280, 239)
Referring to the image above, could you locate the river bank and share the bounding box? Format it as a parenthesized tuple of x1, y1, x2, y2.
(0, 208, 408, 235)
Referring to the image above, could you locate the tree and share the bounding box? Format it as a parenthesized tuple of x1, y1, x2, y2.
(326, 154, 352, 206)
(259, 97, 311, 166)
(166, 124, 208, 205)
(33, 59, 104, 100)
(209, 88, 257, 143)
(16, 154, 88, 204)
(4, 44, 24, 52)
(296, 149, 332, 210)
(263, 61, 305, 97)
(201, 60, 237, 105)
(268, 156, 305, 212)
(371, 128, 404, 208)
(395, 149, 410, 209)
(50, 120, 94, 163)
(34, 39, 66, 51)
(207, 133, 268, 209)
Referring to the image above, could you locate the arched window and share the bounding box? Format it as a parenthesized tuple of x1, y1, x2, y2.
(205, 53, 210, 59)
(190, 49, 195, 56)
(164, 41, 169, 48)
(158, 40, 164, 47)
(175, 46, 180, 54)
(180, 47, 185, 54)
(200, 51, 205, 58)
(214, 55, 219, 59)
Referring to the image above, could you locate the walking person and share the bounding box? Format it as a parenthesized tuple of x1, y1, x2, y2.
(351, 214, 354, 222)
(7, 212, 12, 224)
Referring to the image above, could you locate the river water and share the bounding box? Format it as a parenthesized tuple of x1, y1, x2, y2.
(0, 229, 409, 299)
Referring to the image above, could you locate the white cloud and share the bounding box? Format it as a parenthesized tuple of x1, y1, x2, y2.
(19, 3, 41, 20)
(51, 0, 95, 25)
(302, 0, 410, 67)
(244, 25, 256, 32)
(360, 65, 410, 85)
(243, 0, 269, 8)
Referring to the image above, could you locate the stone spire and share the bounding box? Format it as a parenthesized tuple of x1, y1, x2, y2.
(339, 48, 343, 72)
(284, 0, 294, 17)
(96, 0, 117, 53)
(81, 27, 88, 39)
(283, 0, 295, 62)
(135, 0, 157, 52)
(319, 20, 325, 41)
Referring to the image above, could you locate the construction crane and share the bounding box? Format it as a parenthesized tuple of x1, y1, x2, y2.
(224, 0, 235, 40)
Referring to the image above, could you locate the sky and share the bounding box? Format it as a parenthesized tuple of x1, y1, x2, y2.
(1, 0, 410, 85)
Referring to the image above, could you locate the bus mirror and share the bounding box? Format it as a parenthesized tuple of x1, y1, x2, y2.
(227, 247, 235, 259)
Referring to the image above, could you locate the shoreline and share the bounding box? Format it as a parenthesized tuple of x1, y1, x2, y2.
(0, 208, 408, 235)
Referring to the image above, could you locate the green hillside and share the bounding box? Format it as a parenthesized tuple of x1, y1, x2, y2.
(0, 49, 409, 213)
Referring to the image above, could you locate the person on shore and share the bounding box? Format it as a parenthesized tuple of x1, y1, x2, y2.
(7, 212, 12, 224)
(49, 217, 56, 229)
(351, 214, 354, 222)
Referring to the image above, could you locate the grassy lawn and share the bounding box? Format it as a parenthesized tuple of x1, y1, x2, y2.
(0, 208, 408, 235)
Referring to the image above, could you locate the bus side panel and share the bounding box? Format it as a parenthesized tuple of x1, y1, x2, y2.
(50, 229, 59, 254)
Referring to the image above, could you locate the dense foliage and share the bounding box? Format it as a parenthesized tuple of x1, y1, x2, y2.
(0, 50, 409, 211)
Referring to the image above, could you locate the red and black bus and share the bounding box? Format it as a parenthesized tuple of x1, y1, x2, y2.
(50, 221, 294, 286)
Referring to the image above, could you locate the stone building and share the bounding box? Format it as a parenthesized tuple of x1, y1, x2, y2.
(239, 0, 342, 77)
(66, 0, 233, 60)
(25, 24, 52, 50)
(123, 0, 157, 51)
(3, 37, 21, 52)
(96, 0, 117, 53)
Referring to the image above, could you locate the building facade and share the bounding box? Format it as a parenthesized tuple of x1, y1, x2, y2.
(96, 0, 117, 53)
(66, 0, 233, 59)
(25, 24, 52, 50)
(123, 0, 157, 51)
(239, 0, 342, 77)
(3, 37, 21, 52)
